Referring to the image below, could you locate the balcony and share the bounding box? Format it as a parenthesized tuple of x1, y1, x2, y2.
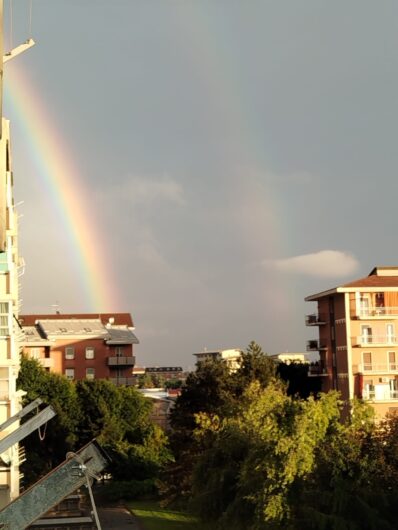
(38, 358, 54, 369)
(308, 362, 328, 377)
(107, 356, 135, 367)
(353, 306, 398, 319)
(305, 314, 326, 326)
(306, 340, 327, 352)
(362, 389, 398, 401)
(358, 363, 398, 374)
(352, 335, 397, 347)
(109, 377, 135, 386)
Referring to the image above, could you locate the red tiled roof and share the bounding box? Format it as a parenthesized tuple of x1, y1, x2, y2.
(19, 313, 134, 327)
(342, 276, 398, 288)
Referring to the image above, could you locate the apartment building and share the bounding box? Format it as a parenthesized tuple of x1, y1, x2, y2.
(306, 266, 398, 417)
(194, 348, 243, 371)
(19, 313, 139, 386)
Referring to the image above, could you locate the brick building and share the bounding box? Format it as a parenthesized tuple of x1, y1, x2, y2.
(19, 313, 138, 386)
(306, 266, 398, 418)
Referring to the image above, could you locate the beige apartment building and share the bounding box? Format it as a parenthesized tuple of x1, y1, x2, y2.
(306, 266, 398, 418)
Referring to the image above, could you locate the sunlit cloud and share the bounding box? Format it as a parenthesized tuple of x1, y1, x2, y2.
(263, 250, 359, 278)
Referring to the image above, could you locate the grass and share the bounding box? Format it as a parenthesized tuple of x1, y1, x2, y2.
(128, 499, 200, 530)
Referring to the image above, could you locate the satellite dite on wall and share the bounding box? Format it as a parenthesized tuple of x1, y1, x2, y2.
(0, 0, 34, 509)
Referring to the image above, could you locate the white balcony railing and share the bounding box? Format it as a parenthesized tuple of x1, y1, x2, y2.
(362, 389, 398, 401)
(352, 335, 397, 346)
(359, 363, 398, 373)
(354, 306, 398, 318)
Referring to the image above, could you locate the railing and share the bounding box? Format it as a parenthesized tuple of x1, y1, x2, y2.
(305, 314, 326, 326)
(362, 389, 398, 401)
(352, 335, 397, 346)
(353, 306, 398, 318)
(306, 340, 327, 351)
(359, 363, 398, 373)
(108, 356, 135, 366)
(38, 358, 54, 369)
(108, 377, 135, 386)
(308, 363, 328, 376)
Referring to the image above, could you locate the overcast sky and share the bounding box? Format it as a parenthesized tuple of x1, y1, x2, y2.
(3, 1, 398, 368)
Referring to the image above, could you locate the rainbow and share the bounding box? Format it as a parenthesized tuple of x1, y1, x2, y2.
(3, 63, 122, 312)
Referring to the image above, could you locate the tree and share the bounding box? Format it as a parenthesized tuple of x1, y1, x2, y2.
(190, 382, 342, 529)
(233, 341, 276, 395)
(17, 356, 81, 485)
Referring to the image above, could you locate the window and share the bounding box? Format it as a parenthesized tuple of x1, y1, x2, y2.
(115, 347, 124, 357)
(0, 302, 10, 336)
(86, 367, 95, 380)
(65, 368, 74, 380)
(65, 347, 75, 360)
(361, 325, 372, 344)
(387, 324, 396, 343)
(389, 351, 397, 371)
(363, 352, 372, 371)
(0, 367, 8, 400)
(85, 347, 95, 359)
(30, 348, 40, 360)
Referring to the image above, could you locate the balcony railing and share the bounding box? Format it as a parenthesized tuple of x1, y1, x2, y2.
(306, 340, 327, 351)
(305, 314, 326, 326)
(362, 389, 398, 401)
(358, 363, 398, 373)
(108, 356, 135, 366)
(353, 306, 398, 319)
(109, 377, 135, 386)
(352, 335, 397, 347)
(38, 358, 54, 369)
(308, 362, 328, 376)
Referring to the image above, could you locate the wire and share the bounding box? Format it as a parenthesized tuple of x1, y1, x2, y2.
(38, 421, 47, 441)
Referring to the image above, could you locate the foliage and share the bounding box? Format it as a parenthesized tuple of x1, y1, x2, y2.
(277, 361, 321, 398)
(17, 356, 81, 485)
(99, 478, 157, 501)
(17, 356, 171, 487)
(190, 382, 341, 529)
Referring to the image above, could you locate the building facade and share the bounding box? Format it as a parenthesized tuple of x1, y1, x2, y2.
(306, 266, 398, 418)
(193, 348, 243, 371)
(20, 313, 138, 386)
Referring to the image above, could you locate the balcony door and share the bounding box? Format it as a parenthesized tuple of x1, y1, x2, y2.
(362, 351, 372, 371)
(387, 324, 395, 344)
(361, 325, 372, 344)
(359, 295, 370, 317)
(389, 351, 397, 371)
(390, 378, 398, 399)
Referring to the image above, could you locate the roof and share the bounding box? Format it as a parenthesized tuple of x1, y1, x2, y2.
(36, 319, 108, 338)
(20, 314, 139, 345)
(19, 313, 134, 327)
(21, 326, 53, 346)
(105, 326, 139, 345)
(306, 266, 398, 301)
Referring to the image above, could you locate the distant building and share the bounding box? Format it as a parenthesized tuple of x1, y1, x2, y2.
(269, 353, 308, 364)
(306, 266, 398, 418)
(137, 388, 177, 430)
(19, 313, 138, 386)
(145, 366, 185, 381)
(194, 348, 243, 371)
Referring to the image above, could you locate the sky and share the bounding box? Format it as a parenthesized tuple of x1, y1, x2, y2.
(2, 1, 398, 369)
